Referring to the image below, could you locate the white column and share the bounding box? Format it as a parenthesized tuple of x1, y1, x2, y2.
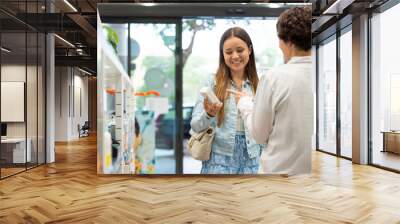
(352, 14, 369, 164)
(46, 33, 55, 163)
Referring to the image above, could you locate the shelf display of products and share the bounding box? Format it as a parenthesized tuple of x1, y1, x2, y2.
(97, 13, 136, 174)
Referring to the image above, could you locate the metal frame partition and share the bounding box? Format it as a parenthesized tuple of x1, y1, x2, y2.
(315, 21, 353, 161)
(336, 26, 341, 158)
(315, 43, 319, 152)
(338, 24, 353, 161)
(367, 7, 373, 168)
(315, 32, 338, 157)
(0, 1, 47, 180)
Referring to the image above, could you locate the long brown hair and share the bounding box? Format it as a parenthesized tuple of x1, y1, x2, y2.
(215, 27, 259, 127)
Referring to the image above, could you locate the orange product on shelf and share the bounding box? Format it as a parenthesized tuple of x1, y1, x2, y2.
(106, 88, 116, 96)
(106, 89, 160, 97)
(135, 90, 160, 97)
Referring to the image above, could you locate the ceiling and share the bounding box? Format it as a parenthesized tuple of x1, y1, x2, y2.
(0, 0, 392, 75)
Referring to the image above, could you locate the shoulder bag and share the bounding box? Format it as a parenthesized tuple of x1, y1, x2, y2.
(187, 127, 214, 161)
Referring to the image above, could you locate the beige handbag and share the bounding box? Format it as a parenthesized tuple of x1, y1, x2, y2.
(188, 127, 215, 161)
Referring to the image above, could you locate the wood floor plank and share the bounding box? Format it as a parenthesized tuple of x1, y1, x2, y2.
(0, 134, 399, 223)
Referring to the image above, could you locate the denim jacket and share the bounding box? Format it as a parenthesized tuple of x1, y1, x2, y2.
(190, 76, 262, 158)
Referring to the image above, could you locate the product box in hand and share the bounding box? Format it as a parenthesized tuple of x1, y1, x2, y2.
(200, 87, 222, 106)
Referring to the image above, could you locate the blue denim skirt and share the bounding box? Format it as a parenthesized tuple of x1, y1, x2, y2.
(201, 133, 260, 174)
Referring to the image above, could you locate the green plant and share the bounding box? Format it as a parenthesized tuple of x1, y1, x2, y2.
(103, 25, 119, 54)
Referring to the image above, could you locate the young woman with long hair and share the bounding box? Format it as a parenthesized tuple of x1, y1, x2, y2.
(190, 27, 263, 174)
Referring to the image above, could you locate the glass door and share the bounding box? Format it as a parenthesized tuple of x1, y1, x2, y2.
(129, 22, 178, 174)
(1, 31, 28, 178)
(370, 4, 400, 171)
(339, 28, 352, 159)
(317, 37, 337, 155)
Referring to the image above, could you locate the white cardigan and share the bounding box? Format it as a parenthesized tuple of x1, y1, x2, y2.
(238, 56, 313, 175)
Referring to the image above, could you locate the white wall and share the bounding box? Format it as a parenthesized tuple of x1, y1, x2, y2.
(55, 67, 89, 141)
(71, 72, 89, 138)
(55, 66, 69, 141)
(74, 70, 89, 139)
(1, 65, 29, 138)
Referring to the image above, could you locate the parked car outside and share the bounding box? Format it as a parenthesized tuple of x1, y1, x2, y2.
(155, 105, 193, 149)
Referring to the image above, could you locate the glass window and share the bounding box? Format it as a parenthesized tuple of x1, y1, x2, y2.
(371, 3, 400, 171)
(340, 29, 352, 158)
(130, 23, 177, 174)
(318, 37, 337, 155)
(1, 31, 28, 178)
(182, 18, 283, 173)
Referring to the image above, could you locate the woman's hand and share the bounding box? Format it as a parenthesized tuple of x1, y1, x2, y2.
(204, 97, 223, 117)
(227, 89, 248, 104)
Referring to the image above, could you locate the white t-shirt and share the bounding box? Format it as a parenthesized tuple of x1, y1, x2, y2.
(238, 56, 313, 175)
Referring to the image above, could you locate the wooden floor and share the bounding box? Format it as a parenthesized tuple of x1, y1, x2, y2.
(1, 163, 45, 178)
(1, 135, 400, 223)
(373, 150, 400, 171)
(0, 167, 26, 178)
